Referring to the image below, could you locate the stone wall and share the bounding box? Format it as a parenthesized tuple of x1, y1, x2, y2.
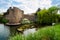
(3, 7, 37, 25)
(4, 7, 24, 24)
(24, 14, 35, 21)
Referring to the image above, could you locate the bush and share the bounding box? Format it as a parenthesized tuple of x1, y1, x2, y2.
(0, 17, 9, 24)
(1, 18, 9, 24)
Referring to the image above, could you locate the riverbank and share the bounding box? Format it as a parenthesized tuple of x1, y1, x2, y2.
(9, 24, 60, 40)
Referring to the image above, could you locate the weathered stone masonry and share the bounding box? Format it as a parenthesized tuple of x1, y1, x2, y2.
(4, 7, 24, 24)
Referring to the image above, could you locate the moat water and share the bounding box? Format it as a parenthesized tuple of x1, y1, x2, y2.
(0, 24, 36, 40)
(0, 24, 18, 40)
(0, 24, 10, 40)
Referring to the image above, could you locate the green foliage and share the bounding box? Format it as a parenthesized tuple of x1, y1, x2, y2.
(48, 6, 58, 14)
(0, 15, 8, 24)
(1, 18, 9, 24)
(9, 24, 60, 40)
(9, 34, 26, 40)
(0, 14, 8, 24)
(37, 9, 50, 25)
(36, 6, 59, 25)
(57, 14, 60, 22)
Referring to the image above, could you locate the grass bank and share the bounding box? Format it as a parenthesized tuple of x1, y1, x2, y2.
(9, 24, 60, 40)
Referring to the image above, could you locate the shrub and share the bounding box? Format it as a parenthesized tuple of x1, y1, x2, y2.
(0, 17, 9, 24)
(1, 18, 9, 24)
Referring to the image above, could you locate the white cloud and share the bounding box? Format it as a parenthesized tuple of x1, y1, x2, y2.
(0, 9, 7, 14)
(0, 0, 52, 14)
(39, 0, 52, 9)
(12, 0, 39, 14)
(12, 0, 52, 14)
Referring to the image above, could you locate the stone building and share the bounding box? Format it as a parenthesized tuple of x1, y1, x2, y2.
(3, 7, 39, 25)
(4, 7, 24, 25)
(24, 14, 35, 21)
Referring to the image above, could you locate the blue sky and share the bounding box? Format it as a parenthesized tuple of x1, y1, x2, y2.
(0, 0, 60, 14)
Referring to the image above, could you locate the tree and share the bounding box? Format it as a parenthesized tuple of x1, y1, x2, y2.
(48, 6, 58, 14)
(48, 6, 59, 23)
(37, 9, 51, 25)
(0, 14, 9, 24)
(36, 6, 59, 25)
(1, 18, 9, 24)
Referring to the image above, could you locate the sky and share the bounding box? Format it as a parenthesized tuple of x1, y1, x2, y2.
(0, 0, 60, 14)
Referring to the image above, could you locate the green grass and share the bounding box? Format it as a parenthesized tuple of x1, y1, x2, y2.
(9, 24, 60, 40)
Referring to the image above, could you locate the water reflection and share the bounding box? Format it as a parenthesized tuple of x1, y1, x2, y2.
(0, 24, 10, 40)
(0, 24, 36, 40)
(23, 28, 36, 36)
(9, 26, 18, 35)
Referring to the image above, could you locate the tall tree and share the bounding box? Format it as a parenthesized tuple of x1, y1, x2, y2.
(36, 6, 59, 25)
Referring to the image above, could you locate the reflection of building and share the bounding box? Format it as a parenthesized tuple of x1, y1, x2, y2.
(4, 7, 24, 25)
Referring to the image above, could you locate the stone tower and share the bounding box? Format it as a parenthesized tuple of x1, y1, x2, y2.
(4, 7, 24, 25)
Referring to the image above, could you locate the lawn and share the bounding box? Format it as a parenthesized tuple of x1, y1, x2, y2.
(9, 24, 60, 40)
